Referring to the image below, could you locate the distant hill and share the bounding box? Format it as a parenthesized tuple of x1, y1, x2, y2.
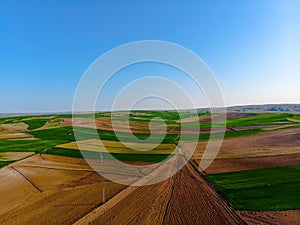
(0, 113, 27, 118)
(1, 104, 300, 117)
(226, 104, 300, 114)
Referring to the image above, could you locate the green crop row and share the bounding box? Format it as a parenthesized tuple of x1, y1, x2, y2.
(205, 164, 300, 210)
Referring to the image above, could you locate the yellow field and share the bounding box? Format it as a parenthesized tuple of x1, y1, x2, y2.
(56, 139, 177, 155)
(0, 152, 34, 161)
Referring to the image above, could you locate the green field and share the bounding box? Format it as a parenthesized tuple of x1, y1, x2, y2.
(46, 147, 171, 162)
(29, 126, 180, 143)
(0, 139, 65, 153)
(0, 161, 14, 168)
(205, 165, 300, 210)
(27, 125, 275, 144)
(180, 113, 299, 130)
(0, 116, 61, 130)
(27, 125, 178, 162)
(23, 119, 48, 130)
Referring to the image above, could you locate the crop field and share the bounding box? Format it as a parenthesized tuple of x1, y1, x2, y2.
(0, 155, 127, 224)
(0, 151, 34, 161)
(45, 148, 172, 163)
(0, 139, 65, 153)
(206, 165, 300, 211)
(56, 139, 177, 154)
(203, 153, 300, 174)
(0, 110, 300, 224)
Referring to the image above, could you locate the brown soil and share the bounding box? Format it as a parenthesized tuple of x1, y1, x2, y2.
(171, 128, 231, 134)
(0, 123, 28, 132)
(197, 112, 253, 123)
(62, 117, 229, 135)
(203, 153, 300, 174)
(1, 153, 298, 224)
(162, 159, 245, 225)
(80, 174, 174, 225)
(238, 210, 300, 225)
(0, 133, 33, 140)
(1, 152, 298, 224)
(75, 156, 246, 225)
(232, 124, 295, 131)
(226, 113, 259, 119)
(61, 118, 175, 134)
(185, 127, 300, 161)
(0, 155, 126, 225)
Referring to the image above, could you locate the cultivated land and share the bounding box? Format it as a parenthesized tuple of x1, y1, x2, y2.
(0, 107, 300, 224)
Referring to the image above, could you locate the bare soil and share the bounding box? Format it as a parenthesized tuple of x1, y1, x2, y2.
(61, 118, 176, 134)
(0, 123, 28, 132)
(0, 133, 33, 140)
(75, 157, 246, 225)
(203, 153, 300, 174)
(62, 118, 230, 135)
(0, 155, 126, 225)
(185, 128, 300, 161)
(238, 210, 300, 225)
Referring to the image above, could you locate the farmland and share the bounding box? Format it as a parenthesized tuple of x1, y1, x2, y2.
(206, 165, 300, 210)
(0, 110, 300, 224)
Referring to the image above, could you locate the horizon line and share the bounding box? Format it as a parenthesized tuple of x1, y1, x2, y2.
(1, 102, 300, 115)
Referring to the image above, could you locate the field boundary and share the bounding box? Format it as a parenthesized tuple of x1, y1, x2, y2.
(11, 166, 43, 193)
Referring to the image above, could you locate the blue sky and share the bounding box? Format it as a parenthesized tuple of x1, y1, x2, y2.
(1, 0, 300, 112)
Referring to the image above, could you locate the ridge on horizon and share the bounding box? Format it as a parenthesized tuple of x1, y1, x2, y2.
(1, 103, 300, 116)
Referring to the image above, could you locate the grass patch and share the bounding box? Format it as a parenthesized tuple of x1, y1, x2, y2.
(29, 126, 78, 141)
(0, 139, 65, 153)
(0, 161, 14, 168)
(45, 147, 84, 158)
(100, 130, 178, 144)
(225, 113, 294, 127)
(205, 164, 300, 210)
(182, 113, 295, 130)
(23, 119, 48, 130)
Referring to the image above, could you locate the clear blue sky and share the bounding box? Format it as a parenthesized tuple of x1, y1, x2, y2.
(1, 0, 300, 113)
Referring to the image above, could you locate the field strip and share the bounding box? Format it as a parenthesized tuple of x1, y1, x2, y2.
(73, 155, 180, 225)
(0, 151, 35, 161)
(11, 166, 43, 193)
(18, 164, 96, 172)
(56, 140, 177, 155)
